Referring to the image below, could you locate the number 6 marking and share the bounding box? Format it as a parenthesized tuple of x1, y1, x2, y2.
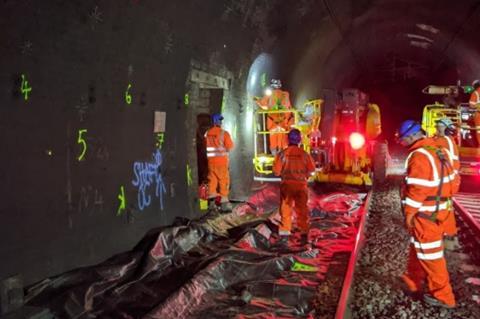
(125, 84, 132, 104)
(77, 129, 88, 161)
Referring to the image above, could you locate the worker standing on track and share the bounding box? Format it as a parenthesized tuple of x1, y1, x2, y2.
(254, 79, 294, 155)
(469, 79, 480, 145)
(205, 113, 234, 212)
(433, 118, 461, 251)
(273, 129, 315, 245)
(397, 120, 456, 308)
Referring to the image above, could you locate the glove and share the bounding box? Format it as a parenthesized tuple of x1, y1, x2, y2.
(405, 213, 415, 232)
(444, 236, 461, 251)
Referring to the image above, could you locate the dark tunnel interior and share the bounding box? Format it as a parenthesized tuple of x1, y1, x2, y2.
(1, 0, 480, 303)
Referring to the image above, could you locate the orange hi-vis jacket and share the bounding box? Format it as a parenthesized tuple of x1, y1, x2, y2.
(402, 138, 457, 307)
(403, 138, 455, 223)
(469, 87, 480, 143)
(273, 145, 315, 186)
(469, 87, 480, 107)
(205, 126, 234, 166)
(256, 89, 292, 110)
(433, 136, 460, 194)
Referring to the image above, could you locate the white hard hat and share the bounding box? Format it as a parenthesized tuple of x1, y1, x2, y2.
(472, 79, 480, 87)
(436, 118, 454, 127)
(271, 79, 282, 89)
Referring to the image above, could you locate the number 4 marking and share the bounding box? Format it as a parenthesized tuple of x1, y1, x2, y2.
(77, 129, 88, 161)
(21, 74, 32, 101)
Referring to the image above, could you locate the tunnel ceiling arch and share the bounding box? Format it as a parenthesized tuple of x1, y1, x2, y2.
(270, 0, 480, 107)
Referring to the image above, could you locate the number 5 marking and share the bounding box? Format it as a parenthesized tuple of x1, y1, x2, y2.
(125, 84, 132, 104)
(77, 129, 88, 161)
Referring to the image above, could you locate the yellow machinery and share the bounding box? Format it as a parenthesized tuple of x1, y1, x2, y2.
(252, 89, 387, 186)
(252, 102, 316, 182)
(421, 85, 480, 176)
(314, 89, 385, 186)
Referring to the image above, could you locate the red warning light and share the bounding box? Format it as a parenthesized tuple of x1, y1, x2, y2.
(349, 132, 365, 150)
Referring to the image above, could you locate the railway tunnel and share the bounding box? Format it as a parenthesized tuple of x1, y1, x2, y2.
(1, 1, 480, 318)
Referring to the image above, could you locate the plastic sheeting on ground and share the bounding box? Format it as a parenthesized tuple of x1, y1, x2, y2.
(25, 184, 367, 318)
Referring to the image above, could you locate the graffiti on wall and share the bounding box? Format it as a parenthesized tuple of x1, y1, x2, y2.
(75, 97, 89, 122)
(132, 149, 166, 211)
(117, 186, 127, 216)
(125, 83, 132, 105)
(77, 129, 88, 161)
(78, 185, 104, 214)
(155, 133, 165, 149)
(20, 74, 32, 101)
(186, 164, 193, 186)
(88, 137, 110, 161)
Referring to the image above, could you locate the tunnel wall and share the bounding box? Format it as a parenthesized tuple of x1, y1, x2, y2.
(0, 0, 272, 285)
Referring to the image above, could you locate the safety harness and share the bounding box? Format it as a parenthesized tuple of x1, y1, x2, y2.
(417, 146, 454, 223)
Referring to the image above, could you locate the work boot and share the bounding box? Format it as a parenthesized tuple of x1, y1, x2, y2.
(220, 201, 233, 212)
(208, 199, 217, 211)
(398, 275, 422, 300)
(424, 294, 456, 309)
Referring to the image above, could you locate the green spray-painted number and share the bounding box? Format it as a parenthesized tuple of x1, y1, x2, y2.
(186, 164, 193, 186)
(117, 186, 126, 216)
(261, 72, 267, 87)
(155, 133, 165, 149)
(184, 93, 189, 106)
(77, 129, 88, 161)
(125, 84, 132, 104)
(20, 74, 32, 101)
(291, 261, 318, 272)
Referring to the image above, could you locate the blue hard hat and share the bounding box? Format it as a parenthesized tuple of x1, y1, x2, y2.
(212, 113, 224, 125)
(398, 120, 421, 139)
(288, 129, 302, 145)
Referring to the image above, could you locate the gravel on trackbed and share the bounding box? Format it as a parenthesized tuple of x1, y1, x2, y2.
(350, 178, 480, 319)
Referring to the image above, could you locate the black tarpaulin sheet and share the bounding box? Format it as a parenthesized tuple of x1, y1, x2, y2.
(24, 185, 367, 318)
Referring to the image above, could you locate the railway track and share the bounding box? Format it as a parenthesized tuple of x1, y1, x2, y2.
(453, 192, 480, 239)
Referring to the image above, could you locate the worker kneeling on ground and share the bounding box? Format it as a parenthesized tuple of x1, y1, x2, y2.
(397, 120, 456, 309)
(205, 113, 234, 212)
(273, 129, 315, 245)
(434, 118, 461, 251)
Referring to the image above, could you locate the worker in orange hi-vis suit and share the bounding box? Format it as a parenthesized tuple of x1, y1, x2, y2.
(469, 79, 480, 144)
(433, 118, 461, 251)
(273, 129, 315, 246)
(254, 79, 293, 155)
(397, 120, 456, 309)
(205, 113, 234, 212)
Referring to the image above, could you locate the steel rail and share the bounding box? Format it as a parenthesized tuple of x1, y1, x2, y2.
(335, 190, 372, 319)
(452, 196, 480, 239)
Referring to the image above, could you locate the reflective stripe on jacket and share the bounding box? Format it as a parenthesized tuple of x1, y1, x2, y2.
(272, 145, 315, 185)
(470, 88, 480, 107)
(256, 89, 292, 110)
(205, 126, 234, 165)
(402, 138, 455, 219)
